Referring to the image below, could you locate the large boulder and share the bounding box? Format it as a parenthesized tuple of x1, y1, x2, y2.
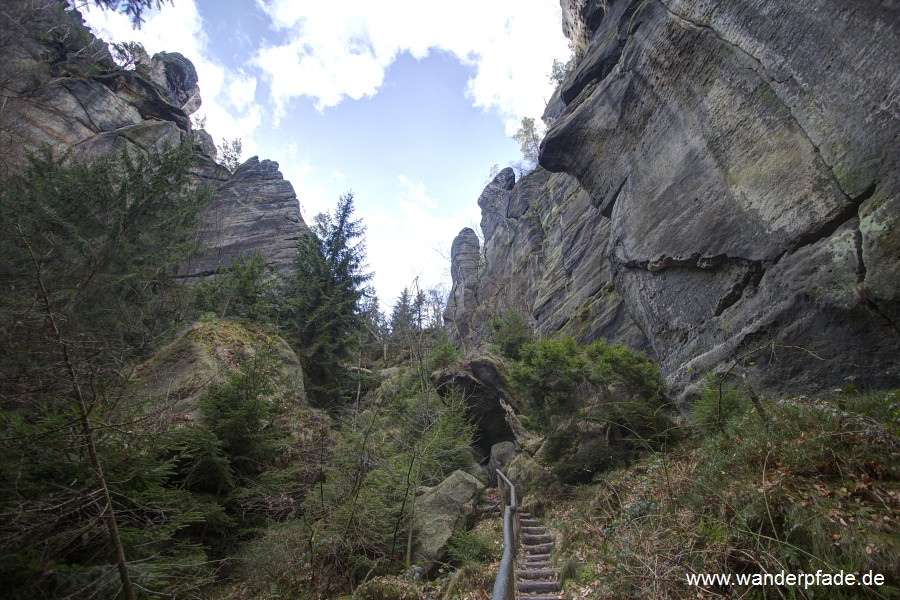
(507, 453, 554, 498)
(411, 470, 485, 571)
(148, 51, 201, 114)
(433, 351, 520, 453)
(131, 319, 305, 419)
(488, 440, 517, 484)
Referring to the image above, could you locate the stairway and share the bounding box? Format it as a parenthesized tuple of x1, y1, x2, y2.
(516, 512, 562, 600)
(478, 486, 501, 518)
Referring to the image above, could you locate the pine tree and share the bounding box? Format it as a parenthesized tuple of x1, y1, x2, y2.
(279, 193, 371, 407)
(0, 140, 214, 597)
(512, 116, 543, 170)
(90, 0, 173, 28)
(390, 287, 416, 335)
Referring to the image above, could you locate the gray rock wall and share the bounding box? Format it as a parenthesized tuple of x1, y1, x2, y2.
(0, 0, 308, 282)
(445, 165, 650, 353)
(447, 0, 899, 398)
(178, 156, 308, 281)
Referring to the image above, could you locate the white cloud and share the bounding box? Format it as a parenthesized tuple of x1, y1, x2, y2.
(78, 1, 566, 310)
(253, 0, 570, 130)
(364, 176, 480, 309)
(80, 1, 261, 157)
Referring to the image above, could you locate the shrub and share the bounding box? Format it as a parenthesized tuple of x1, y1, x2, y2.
(692, 372, 750, 436)
(513, 337, 675, 482)
(198, 345, 287, 479)
(558, 555, 583, 584)
(510, 337, 586, 423)
(193, 252, 278, 322)
(488, 310, 534, 360)
(538, 389, 900, 599)
(584, 339, 665, 401)
(428, 340, 460, 371)
(445, 528, 495, 566)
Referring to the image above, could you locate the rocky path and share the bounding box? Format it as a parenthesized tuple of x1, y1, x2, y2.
(516, 511, 562, 600)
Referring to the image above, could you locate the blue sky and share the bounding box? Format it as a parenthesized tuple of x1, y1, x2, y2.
(80, 0, 570, 310)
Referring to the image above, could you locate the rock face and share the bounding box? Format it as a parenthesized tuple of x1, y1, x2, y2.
(0, 0, 308, 281)
(434, 352, 520, 453)
(447, 0, 899, 397)
(177, 156, 309, 281)
(444, 166, 652, 353)
(148, 51, 202, 115)
(443, 227, 482, 342)
(411, 470, 484, 572)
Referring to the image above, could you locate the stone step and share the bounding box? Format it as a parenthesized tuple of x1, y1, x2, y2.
(517, 568, 556, 580)
(522, 526, 546, 534)
(523, 533, 553, 544)
(520, 560, 552, 569)
(523, 542, 553, 555)
(517, 580, 561, 593)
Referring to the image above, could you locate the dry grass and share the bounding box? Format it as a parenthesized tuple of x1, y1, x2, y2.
(539, 391, 899, 599)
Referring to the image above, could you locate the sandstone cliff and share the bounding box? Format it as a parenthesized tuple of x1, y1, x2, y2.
(447, 0, 899, 397)
(0, 0, 308, 280)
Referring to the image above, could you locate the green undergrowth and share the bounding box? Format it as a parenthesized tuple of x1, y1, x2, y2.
(538, 389, 899, 599)
(347, 515, 502, 600)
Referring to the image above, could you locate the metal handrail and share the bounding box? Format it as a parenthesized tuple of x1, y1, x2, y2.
(491, 469, 519, 600)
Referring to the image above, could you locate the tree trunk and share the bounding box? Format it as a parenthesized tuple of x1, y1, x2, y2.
(25, 233, 136, 600)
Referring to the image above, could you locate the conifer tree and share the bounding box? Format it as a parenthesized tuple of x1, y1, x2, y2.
(279, 193, 371, 407)
(0, 140, 213, 597)
(390, 287, 416, 335)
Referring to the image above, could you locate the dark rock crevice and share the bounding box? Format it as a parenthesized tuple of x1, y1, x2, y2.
(601, 176, 627, 218)
(853, 222, 900, 335)
(790, 182, 877, 253)
(714, 262, 764, 316)
(616, 252, 752, 273)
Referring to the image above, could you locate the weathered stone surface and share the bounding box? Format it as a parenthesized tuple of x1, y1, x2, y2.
(411, 470, 485, 571)
(132, 320, 305, 418)
(0, 4, 194, 166)
(507, 453, 554, 498)
(178, 156, 310, 281)
(450, 0, 899, 398)
(488, 440, 518, 482)
(149, 51, 201, 115)
(433, 352, 519, 454)
(444, 166, 651, 353)
(542, 0, 900, 396)
(443, 227, 481, 342)
(0, 1, 309, 286)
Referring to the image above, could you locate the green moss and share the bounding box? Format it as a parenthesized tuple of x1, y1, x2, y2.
(132, 320, 304, 416)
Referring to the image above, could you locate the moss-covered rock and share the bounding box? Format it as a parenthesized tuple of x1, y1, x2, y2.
(507, 453, 554, 498)
(411, 470, 485, 573)
(131, 319, 304, 419)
